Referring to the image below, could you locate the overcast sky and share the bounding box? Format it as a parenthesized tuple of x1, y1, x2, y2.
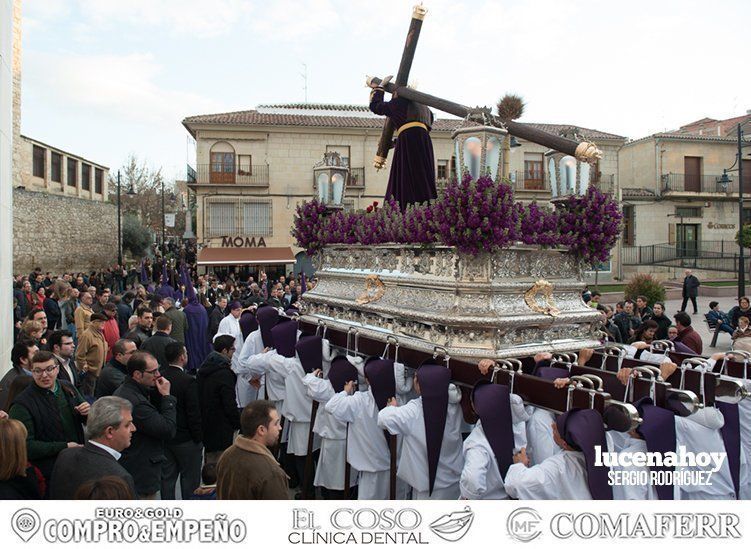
(20, 0, 751, 180)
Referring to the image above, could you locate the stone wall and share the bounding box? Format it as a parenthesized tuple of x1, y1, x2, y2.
(12, 187, 118, 274)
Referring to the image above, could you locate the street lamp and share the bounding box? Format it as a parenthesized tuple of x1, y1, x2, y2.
(117, 170, 136, 266)
(719, 122, 751, 299)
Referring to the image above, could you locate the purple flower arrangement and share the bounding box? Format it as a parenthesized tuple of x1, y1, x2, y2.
(556, 186, 623, 265)
(292, 178, 622, 263)
(291, 198, 328, 255)
(432, 173, 519, 255)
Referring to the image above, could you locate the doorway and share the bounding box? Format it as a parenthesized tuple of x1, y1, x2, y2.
(676, 223, 700, 258)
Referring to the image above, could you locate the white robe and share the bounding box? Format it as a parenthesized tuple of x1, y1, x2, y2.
(525, 406, 561, 466)
(460, 394, 530, 500)
(377, 384, 463, 499)
(303, 373, 358, 490)
(623, 344, 674, 365)
(326, 388, 391, 499)
(232, 329, 266, 407)
(607, 436, 658, 500)
(675, 408, 736, 500)
(504, 451, 592, 500)
(268, 352, 321, 456)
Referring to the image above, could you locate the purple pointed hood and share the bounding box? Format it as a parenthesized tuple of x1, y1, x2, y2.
(364, 358, 396, 411)
(634, 397, 676, 500)
(301, 273, 307, 295)
(417, 364, 451, 496)
(239, 310, 258, 340)
(328, 356, 358, 393)
(717, 402, 741, 499)
(472, 380, 515, 477)
(181, 264, 198, 304)
(271, 319, 298, 358)
(261, 279, 268, 300)
(555, 409, 613, 500)
(295, 335, 323, 374)
(256, 306, 279, 347)
(140, 259, 148, 283)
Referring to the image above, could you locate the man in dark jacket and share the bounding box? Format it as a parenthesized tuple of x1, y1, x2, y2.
(160, 342, 203, 500)
(141, 315, 177, 369)
(114, 293, 134, 338)
(197, 334, 240, 464)
(125, 307, 154, 348)
(613, 300, 641, 342)
(114, 351, 177, 498)
(49, 396, 137, 499)
(8, 351, 88, 492)
(680, 269, 700, 314)
(95, 339, 137, 398)
(208, 297, 228, 343)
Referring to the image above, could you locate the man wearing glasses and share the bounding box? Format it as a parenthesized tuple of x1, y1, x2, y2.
(95, 339, 138, 399)
(114, 351, 176, 499)
(9, 350, 89, 495)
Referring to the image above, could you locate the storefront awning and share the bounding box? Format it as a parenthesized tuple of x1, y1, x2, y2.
(197, 247, 296, 266)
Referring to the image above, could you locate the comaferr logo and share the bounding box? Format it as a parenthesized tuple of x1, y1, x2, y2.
(550, 513, 741, 539)
(506, 508, 542, 543)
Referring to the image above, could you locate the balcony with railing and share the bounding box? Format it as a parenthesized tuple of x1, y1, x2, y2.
(192, 164, 270, 186)
(661, 173, 751, 195)
(509, 170, 548, 193)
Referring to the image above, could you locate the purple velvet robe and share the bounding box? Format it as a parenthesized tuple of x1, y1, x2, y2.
(369, 89, 437, 209)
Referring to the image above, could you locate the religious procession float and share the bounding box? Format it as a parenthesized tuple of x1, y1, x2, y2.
(279, 5, 750, 500)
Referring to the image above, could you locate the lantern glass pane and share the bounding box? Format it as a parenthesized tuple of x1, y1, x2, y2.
(548, 158, 558, 197)
(317, 173, 329, 203)
(463, 136, 482, 179)
(559, 156, 577, 195)
(331, 173, 345, 205)
(579, 162, 591, 195)
(454, 139, 462, 179)
(316, 173, 329, 204)
(486, 136, 501, 180)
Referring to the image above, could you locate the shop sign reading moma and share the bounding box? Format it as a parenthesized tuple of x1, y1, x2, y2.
(220, 236, 267, 248)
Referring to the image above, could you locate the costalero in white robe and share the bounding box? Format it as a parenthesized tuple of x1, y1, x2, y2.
(233, 328, 265, 407)
(303, 373, 358, 490)
(675, 407, 736, 500)
(460, 393, 529, 500)
(504, 450, 593, 500)
(607, 436, 658, 500)
(525, 406, 561, 466)
(377, 383, 463, 500)
(326, 388, 391, 500)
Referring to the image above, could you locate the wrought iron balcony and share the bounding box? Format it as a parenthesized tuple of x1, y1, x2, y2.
(192, 164, 269, 186)
(660, 173, 751, 194)
(509, 170, 548, 192)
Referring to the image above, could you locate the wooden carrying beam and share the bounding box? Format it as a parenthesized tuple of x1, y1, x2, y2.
(584, 352, 716, 407)
(301, 319, 610, 416)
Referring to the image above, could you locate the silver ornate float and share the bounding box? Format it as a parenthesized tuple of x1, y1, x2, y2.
(300, 244, 602, 360)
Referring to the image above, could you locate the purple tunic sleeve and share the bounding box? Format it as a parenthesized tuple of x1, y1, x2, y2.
(369, 89, 397, 117)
